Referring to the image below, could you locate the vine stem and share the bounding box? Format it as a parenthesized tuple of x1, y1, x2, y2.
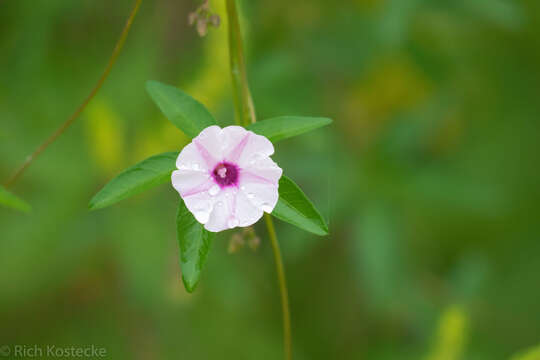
(225, 0, 256, 127)
(3, 0, 143, 188)
(225, 1, 292, 359)
(265, 213, 292, 360)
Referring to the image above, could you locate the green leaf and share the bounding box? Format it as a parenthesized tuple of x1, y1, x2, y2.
(247, 116, 332, 143)
(177, 199, 215, 292)
(146, 80, 217, 138)
(0, 185, 31, 213)
(272, 175, 329, 236)
(89, 152, 178, 210)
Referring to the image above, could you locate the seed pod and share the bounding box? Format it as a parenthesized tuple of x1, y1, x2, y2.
(248, 236, 261, 251)
(188, 12, 198, 26)
(209, 14, 221, 28)
(228, 233, 245, 254)
(196, 19, 208, 37)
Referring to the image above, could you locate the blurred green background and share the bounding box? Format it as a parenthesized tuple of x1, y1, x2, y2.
(1, 0, 540, 359)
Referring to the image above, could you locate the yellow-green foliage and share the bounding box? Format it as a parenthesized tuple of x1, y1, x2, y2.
(510, 344, 540, 360)
(185, 0, 231, 110)
(425, 306, 468, 360)
(84, 98, 125, 176)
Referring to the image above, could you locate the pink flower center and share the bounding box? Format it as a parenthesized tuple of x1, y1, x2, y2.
(212, 162, 239, 188)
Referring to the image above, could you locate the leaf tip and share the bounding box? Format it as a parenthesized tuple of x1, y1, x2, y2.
(88, 196, 105, 211)
(308, 224, 329, 236)
(320, 218, 330, 235)
(182, 277, 198, 293)
(318, 227, 329, 236)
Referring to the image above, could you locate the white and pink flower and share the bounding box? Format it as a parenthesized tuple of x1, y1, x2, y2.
(171, 125, 282, 232)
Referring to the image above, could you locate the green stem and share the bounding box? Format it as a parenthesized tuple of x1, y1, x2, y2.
(3, 0, 143, 188)
(225, 0, 256, 127)
(225, 1, 292, 359)
(265, 213, 292, 360)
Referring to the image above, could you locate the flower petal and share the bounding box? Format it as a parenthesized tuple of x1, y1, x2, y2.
(181, 189, 215, 224)
(234, 190, 264, 226)
(230, 131, 275, 168)
(239, 157, 281, 214)
(241, 157, 283, 185)
(223, 126, 251, 163)
(192, 125, 224, 167)
(204, 188, 234, 232)
(176, 142, 213, 172)
(171, 170, 212, 198)
(203, 188, 265, 231)
(239, 179, 279, 213)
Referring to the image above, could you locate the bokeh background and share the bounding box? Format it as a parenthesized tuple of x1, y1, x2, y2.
(1, 0, 540, 359)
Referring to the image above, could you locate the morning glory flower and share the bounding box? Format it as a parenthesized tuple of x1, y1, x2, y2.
(172, 125, 282, 232)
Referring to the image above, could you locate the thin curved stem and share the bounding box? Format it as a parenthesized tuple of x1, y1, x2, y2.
(225, 1, 292, 358)
(3, 0, 143, 188)
(265, 213, 292, 360)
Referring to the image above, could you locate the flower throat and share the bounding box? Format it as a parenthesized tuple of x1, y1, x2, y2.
(212, 162, 239, 187)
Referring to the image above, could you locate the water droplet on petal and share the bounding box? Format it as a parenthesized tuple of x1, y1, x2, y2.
(194, 211, 210, 223)
(216, 201, 224, 207)
(247, 192, 255, 199)
(227, 218, 239, 228)
(192, 162, 200, 170)
(209, 185, 220, 196)
(240, 185, 246, 191)
(249, 153, 264, 165)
